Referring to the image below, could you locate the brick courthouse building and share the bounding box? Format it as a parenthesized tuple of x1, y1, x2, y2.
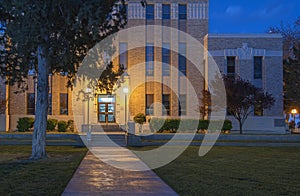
(0, 0, 285, 133)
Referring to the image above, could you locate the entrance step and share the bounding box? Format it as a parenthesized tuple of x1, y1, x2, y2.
(81, 134, 127, 147)
(83, 124, 126, 133)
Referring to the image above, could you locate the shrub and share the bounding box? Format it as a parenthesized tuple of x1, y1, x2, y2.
(198, 120, 209, 131)
(222, 120, 233, 131)
(67, 120, 75, 132)
(17, 117, 34, 132)
(58, 120, 68, 132)
(133, 113, 146, 125)
(149, 118, 232, 133)
(47, 119, 58, 131)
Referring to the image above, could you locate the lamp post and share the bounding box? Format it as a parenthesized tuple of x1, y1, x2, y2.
(291, 109, 298, 132)
(123, 86, 129, 132)
(86, 88, 92, 141)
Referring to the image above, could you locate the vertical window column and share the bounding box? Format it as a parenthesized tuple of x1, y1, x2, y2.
(146, 44, 154, 76)
(178, 43, 187, 76)
(178, 4, 187, 32)
(162, 43, 170, 76)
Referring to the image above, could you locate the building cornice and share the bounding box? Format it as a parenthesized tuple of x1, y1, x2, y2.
(205, 33, 283, 39)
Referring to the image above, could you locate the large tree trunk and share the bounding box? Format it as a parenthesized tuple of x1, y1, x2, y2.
(30, 45, 49, 160)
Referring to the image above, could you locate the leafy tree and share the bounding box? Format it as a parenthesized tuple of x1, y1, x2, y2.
(0, 0, 129, 160)
(222, 75, 275, 134)
(269, 18, 300, 114)
(283, 44, 300, 113)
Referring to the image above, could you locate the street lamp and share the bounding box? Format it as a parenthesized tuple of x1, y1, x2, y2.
(291, 109, 298, 131)
(86, 88, 92, 141)
(123, 86, 129, 131)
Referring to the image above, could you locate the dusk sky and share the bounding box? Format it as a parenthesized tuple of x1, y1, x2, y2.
(209, 0, 300, 33)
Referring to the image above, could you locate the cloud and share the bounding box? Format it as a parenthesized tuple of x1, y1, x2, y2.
(226, 6, 242, 16)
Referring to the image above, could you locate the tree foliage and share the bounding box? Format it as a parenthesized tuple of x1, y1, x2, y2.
(269, 18, 300, 113)
(223, 75, 275, 134)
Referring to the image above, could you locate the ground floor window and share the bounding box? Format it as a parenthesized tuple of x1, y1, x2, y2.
(146, 94, 154, 115)
(60, 93, 68, 115)
(162, 94, 170, 116)
(27, 93, 35, 115)
(179, 94, 186, 116)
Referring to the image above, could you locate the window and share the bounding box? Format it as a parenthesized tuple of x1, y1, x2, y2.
(162, 43, 170, 76)
(119, 42, 128, 69)
(27, 93, 35, 115)
(254, 56, 263, 79)
(146, 94, 154, 115)
(227, 56, 235, 77)
(60, 93, 68, 115)
(162, 4, 170, 20)
(162, 94, 170, 116)
(254, 102, 263, 116)
(179, 4, 187, 20)
(146, 44, 154, 76)
(178, 43, 187, 76)
(179, 94, 187, 116)
(48, 94, 52, 115)
(146, 4, 154, 20)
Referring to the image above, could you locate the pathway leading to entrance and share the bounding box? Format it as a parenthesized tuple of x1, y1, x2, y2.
(62, 147, 178, 196)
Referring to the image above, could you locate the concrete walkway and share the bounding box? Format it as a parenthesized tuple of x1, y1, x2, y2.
(62, 147, 178, 196)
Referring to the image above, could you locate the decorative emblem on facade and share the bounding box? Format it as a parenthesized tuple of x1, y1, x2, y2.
(237, 43, 253, 60)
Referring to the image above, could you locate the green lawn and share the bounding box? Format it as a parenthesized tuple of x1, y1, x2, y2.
(150, 147, 300, 196)
(0, 146, 87, 196)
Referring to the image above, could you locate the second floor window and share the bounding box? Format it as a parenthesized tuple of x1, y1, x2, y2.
(179, 4, 187, 20)
(227, 56, 235, 77)
(162, 4, 170, 20)
(146, 4, 154, 20)
(254, 56, 263, 79)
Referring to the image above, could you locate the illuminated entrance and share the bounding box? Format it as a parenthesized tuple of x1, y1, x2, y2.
(98, 95, 116, 123)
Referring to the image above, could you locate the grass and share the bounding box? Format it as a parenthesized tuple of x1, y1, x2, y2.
(0, 146, 87, 196)
(141, 146, 300, 195)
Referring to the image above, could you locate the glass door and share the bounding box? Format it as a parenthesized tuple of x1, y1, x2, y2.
(98, 95, 116, 123)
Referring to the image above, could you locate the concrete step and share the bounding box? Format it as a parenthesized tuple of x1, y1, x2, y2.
(81, 134, 127, 147)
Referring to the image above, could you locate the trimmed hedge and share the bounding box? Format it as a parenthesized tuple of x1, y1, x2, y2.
(47, 119, 58, 131)
(149, 118, 232, 133)
(58, 121, 68, 132)
(67, 120, 75, 132)
(17, 117, 35, 132)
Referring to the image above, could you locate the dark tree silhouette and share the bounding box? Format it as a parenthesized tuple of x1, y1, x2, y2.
(223, 75, 275, 134)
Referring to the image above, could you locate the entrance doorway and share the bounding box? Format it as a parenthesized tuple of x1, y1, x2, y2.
(98, 95, 116, 124)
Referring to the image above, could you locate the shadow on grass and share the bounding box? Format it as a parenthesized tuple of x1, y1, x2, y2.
(0, 146, 87, 195)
